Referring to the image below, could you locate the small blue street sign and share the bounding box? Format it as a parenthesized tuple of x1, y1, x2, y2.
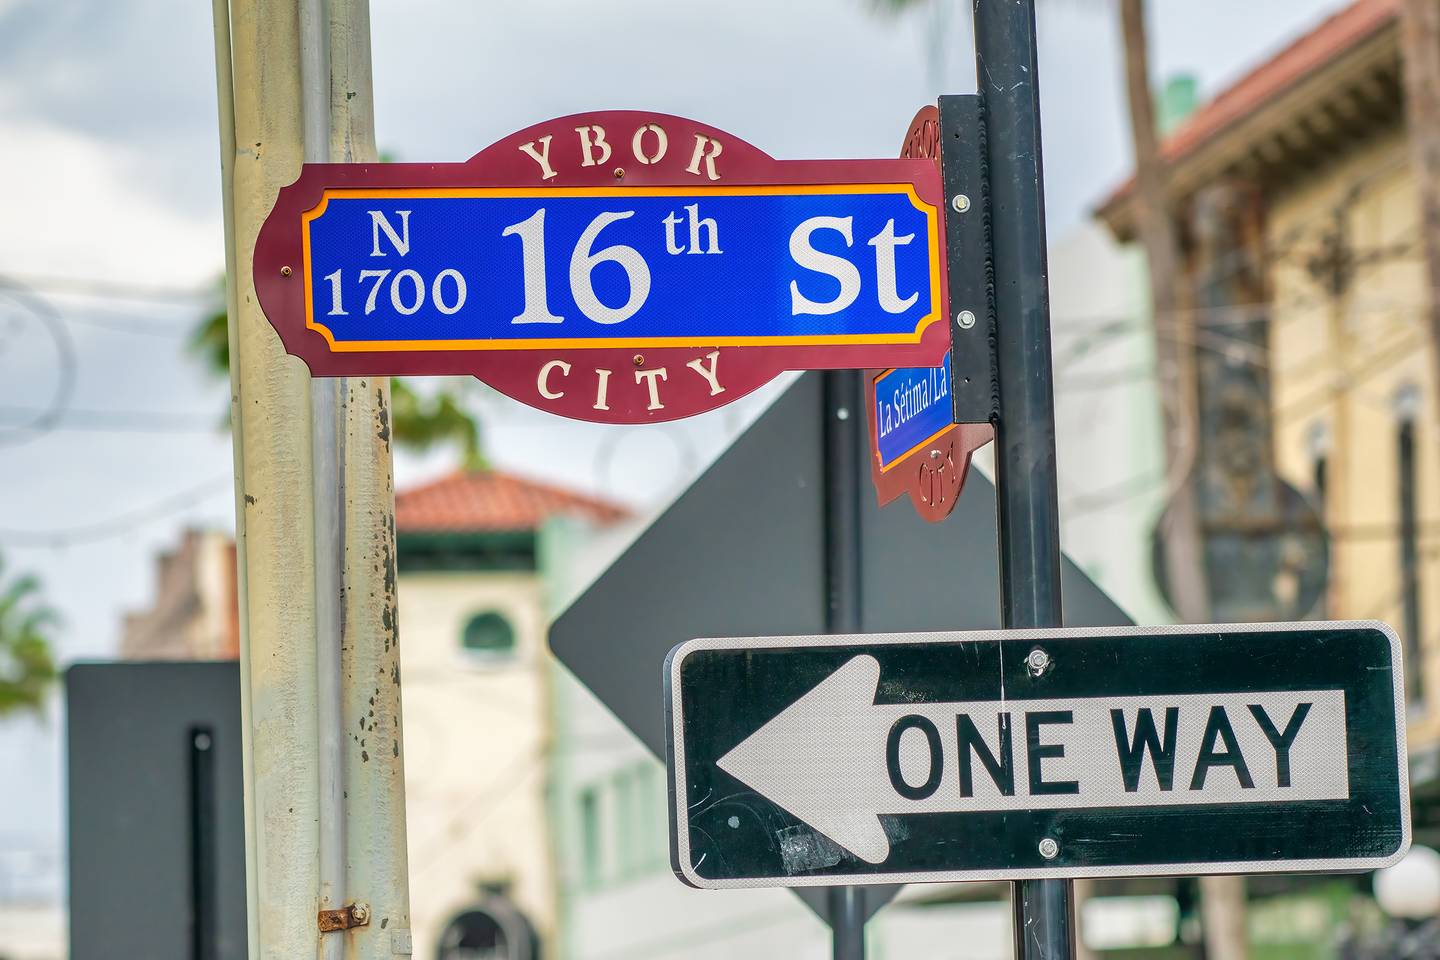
(872, 353, 953, 470)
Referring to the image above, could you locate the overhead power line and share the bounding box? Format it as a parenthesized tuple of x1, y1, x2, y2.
(0, 405, 219, 434)
(0, 272, 214, 305)
(0, 285, 77, 449)
(0, 474, 232, 549)
(60, 313, 195, 339)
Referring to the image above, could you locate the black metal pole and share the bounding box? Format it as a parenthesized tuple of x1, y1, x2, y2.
(823, 368, 866, 960)
(824, 369, 863, 635)
(828, 886, 865, 960)
(189, 726, 218, 960)
(971, 2, 1075, 959)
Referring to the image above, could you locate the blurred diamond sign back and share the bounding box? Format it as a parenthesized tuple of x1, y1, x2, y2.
(254, 111, 955, 423)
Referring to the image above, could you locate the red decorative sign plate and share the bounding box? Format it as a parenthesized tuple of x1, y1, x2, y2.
(254, 111, 949, 424)
(866, 106, 991, 521)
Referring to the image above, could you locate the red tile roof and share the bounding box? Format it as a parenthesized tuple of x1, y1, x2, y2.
(1159, 0, 1396, 164)
(395, 469, 629, 534)
(1099, 0, 1398, 214)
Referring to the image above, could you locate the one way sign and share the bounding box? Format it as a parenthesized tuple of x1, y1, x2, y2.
(664, 622, 1409, 888)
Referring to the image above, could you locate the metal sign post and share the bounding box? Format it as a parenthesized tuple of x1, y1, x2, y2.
(823, 369, 866, 960)
(213, 1, 412, 957)
(971, 0, 1072, 955)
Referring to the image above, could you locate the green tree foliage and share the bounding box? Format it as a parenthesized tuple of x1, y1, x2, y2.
(190, 296, 485, 469)
(390, 378, 484, 469)
(191, 297, 230, 376)
(0, 554, 59, 716)
(864, 0, 923, 13)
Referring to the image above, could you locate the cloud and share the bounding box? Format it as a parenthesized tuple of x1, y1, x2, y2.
(0, 0, 222, 218)
(368, 0, 945, 166)
(0, 118, 221, 285)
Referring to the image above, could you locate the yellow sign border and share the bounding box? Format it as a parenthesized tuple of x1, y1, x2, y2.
(300, 184, 944, 352)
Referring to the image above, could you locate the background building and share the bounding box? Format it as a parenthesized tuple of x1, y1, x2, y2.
(393, 467, 627, 958)
(120, 528, 238, 660)
(114, 468, 628, 960)
(1099, 0, 1435, 952)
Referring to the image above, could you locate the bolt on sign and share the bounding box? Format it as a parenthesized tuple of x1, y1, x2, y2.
(664, 622, 1409, 888)
(254, 111, 954, 423)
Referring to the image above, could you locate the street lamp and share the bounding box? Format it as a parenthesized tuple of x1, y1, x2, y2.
(1376, 845, 1440, 919)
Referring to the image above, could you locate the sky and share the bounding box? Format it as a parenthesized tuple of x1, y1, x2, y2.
(0, 0, 1355, 899)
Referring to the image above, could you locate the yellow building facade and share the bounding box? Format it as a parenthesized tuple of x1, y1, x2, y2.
(1098, 0, 1440, 835)
(1267, 128, 1440, 747)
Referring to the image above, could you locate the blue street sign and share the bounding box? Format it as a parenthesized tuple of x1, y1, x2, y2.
(300, 187, 943, 352)
(872, 353, 953, 470)
(257, 111, 959, 423)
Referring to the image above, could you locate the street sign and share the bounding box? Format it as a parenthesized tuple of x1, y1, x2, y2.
(549, 371, 1134, 923)
(866, 355, 991, 521)
(254, 111, 954, 423)
(860, 102, 993, 523)
(664, 622, 1409, 889)
(873, 358, 956, 472)
(68, 662, 248, 960)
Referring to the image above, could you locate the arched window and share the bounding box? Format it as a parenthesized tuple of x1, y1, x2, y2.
(461, 611, 516, 658)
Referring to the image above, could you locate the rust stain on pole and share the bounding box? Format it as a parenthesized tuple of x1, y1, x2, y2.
(317, 902, 371, 932)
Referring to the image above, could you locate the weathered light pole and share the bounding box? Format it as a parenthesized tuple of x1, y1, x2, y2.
(211, 0, 412, 956)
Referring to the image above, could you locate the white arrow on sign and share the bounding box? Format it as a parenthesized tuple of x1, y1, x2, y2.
(716, 654, 1348, 865)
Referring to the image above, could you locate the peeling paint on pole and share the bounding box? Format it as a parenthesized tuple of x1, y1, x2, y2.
(219, 0, 411, 957)
(225, 0, 322, 954)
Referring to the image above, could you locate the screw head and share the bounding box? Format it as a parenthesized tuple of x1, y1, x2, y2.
(1026, 647, 1051, 677)
(613, 167, 625, 180)
(280, 265, 293, 277)
(1038, 838, 1059, 860)
(957, 310, 977, 330)
(952, 194, 971, 214)
(836, 407, 850, 421)
(633, 354, 645, 367)
(349, 902, 370, 925)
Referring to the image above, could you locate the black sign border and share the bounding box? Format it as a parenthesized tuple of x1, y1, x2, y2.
(664, 621, 1409, 889)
